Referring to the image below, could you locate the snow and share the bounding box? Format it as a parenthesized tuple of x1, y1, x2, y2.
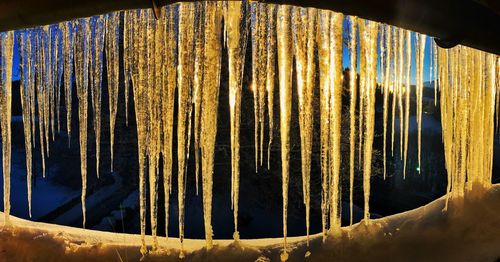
(2, 184, 500, 261)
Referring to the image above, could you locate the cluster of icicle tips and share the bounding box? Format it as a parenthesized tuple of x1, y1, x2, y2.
(0, 1, 499, 260)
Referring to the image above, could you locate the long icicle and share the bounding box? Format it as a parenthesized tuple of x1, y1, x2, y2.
(90, 15, 104, 178)
(35, 30, 47, 178)
(49, 25, 58, 142)
(277, 5, 292, 261)
(131, 9, 149, 255)
(329, 11, 343, 232)
(177, 3, 195, 255)
(390, 28, 397, 156)
(42, 27, 51, 158)
(123, 11, 132, 126)
(382, 25, 391, 180)
(359, 19, 378, 224)
(397, 28, 404, 159)
(317, 10, 330, 240)
(74, 18, 91, 228)
(105, 13, 120, 173)
(192, 3, 205, 195)
(227, 0, 249, 241)
(200, 1, 223, 249)
(250, 2, 266, 172)
(18, 31, 35, 218)
(148, 10, 163, 250)
(62, 21, 74, 147)
(266, 5, 276, 169)
(162, 5, 177, 240)
(348, 16, 357, 226)
(403, 30, 411, 179)
(0, 31, 14, 224)
(292, 6, 316, 245)
(416, 33, 426, 173)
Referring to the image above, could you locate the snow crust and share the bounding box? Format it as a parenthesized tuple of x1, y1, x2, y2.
(1, 184, 499, 261)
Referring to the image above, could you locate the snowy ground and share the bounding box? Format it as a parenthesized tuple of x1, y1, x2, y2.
(1, 184, 499, 261)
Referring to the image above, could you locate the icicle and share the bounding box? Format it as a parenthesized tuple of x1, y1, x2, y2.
(123, 11, 133, 126)
(177, 3, 195, 253)
(277, 5, 292, 260)
(329, 11, 343, 231)
(56, 27, 63, 134)
(42, 27, 51, 156)
(162, 5, 177, 240)
(29, 33, 37, 153)
(397, 28, 404, 159)
(35, 29, 47, 177)
(74, 18, 90, 228)
(434, 40, 438, 106)
(200, 1, 223, 249)
(317, 10, 330, 240)
(250, 3, 267, 171)
(147, 9, 164, 250)
(0, 31, 14, 224)
(382, 25, 391, 179)
(49, 25, 59, 142)
(390, 28, 397, 157)
(105, 13, 119, 173)
(91, 15, 105, 178)
(193, 3, 205, 195)
(403, 30, 411, 179)
(416, 33, 426, 173)
(358, 19, 378, 224)
(227, 0, 249, 241)
(496, 57, 500, 134)
(131, 10, 149, 255)
(266, 5, 276, 169)
(257, 4, 268, 168)
(348, 16, 357, 226)
(292, 6, 316, 244)
(18, 31, 34, 218)
(62, 21, 74, 146)
(439, 46, 496, 202)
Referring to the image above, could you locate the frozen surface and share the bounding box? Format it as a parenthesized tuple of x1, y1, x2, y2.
(1, 184, 500, 261)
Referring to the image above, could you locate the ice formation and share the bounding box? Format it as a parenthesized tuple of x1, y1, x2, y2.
(74, 18, 91, 228)
(0, 31, 13, 223)
(91, 15, 105, 178)
(227, 0, 249, 241)
(0, 1, 499, 261)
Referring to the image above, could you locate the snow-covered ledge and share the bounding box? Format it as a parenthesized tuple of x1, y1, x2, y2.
(2, 184, 500, 261)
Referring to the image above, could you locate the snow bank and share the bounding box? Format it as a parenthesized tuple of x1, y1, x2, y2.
(1, 184, 500, 261)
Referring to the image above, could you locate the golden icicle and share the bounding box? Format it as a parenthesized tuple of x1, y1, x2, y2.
(200, 1, 223, 249)
(277, 5, 292, 261)
(105, 13, 120, 173)
(358, 19, 378, 224)
(131, 10, 149, 255)
(90, 15, 104, 178)
(266, 4, 276, 169)
(349, 16, 357, 226)
(328, 11, 343, 231)
(416, 33, 426, 173)
(382, 25, 391, 179)
(176, 3, 195, 254)
(192, 3, 205, 195)
(403, 30, 411, 179)
(227, 0, 248, 241)
(18, 32, 34, 218)
(74, 18, 90, 228)
(0, 31, 13, 224)
(162, 5, 177, 240)
(292, 6, 316, 244)
(317, 10, 330, 239)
